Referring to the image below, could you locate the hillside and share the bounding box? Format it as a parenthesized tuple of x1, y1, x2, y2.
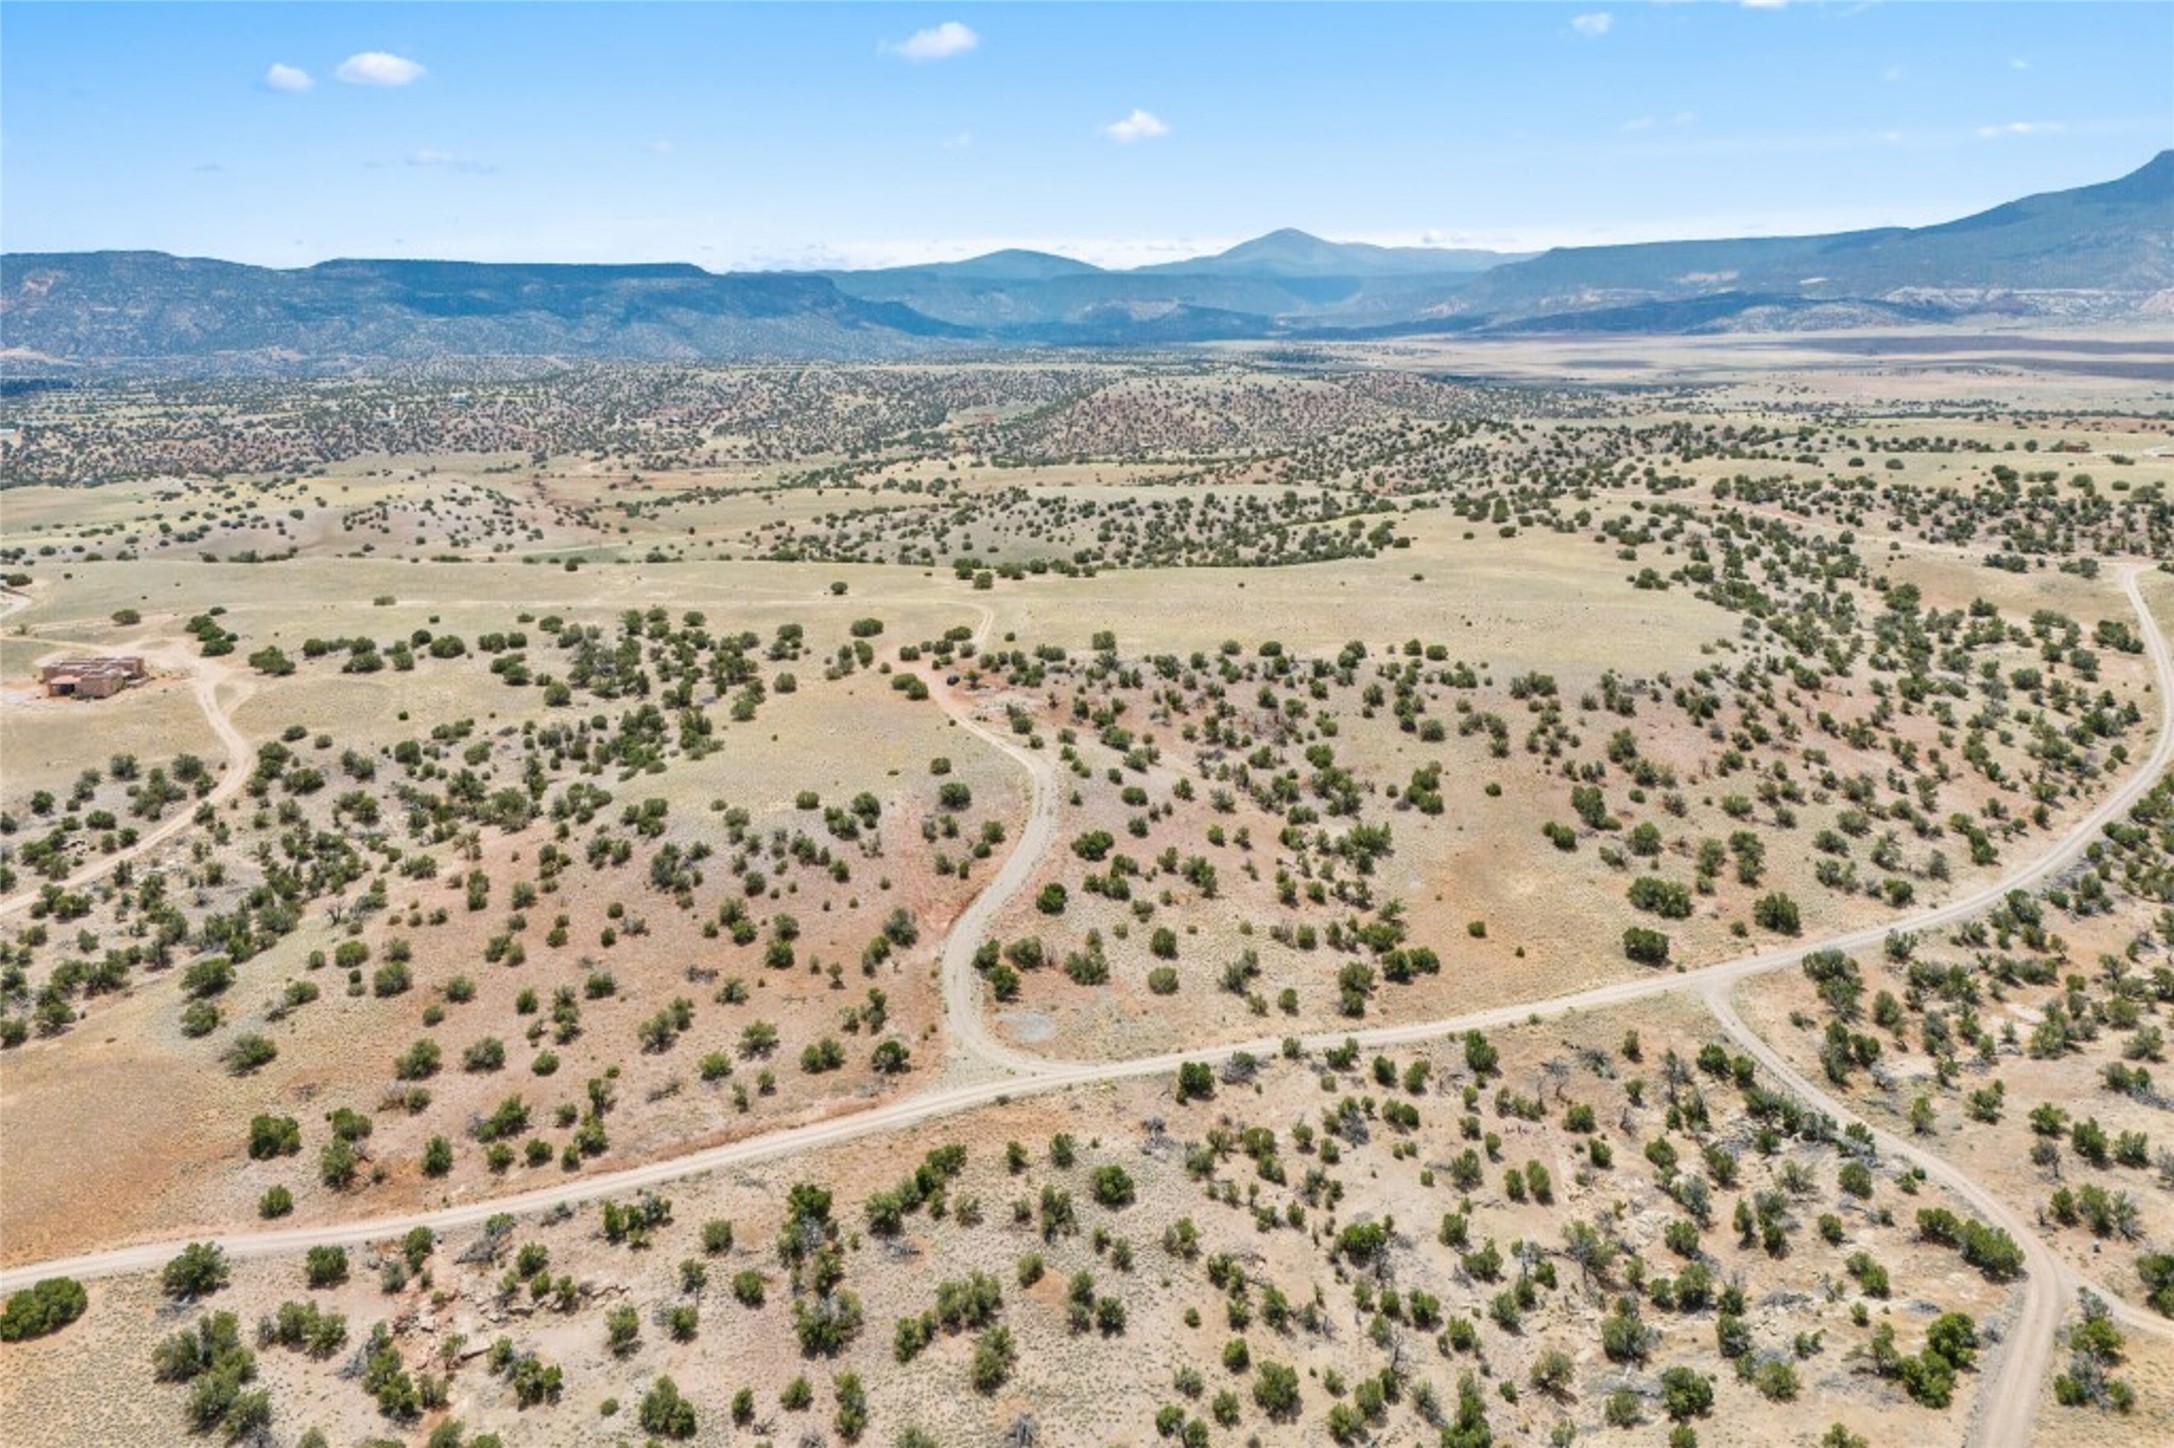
(824, 230, 1518, 331)
(1136, 227, 1518, 278)
(1452, 150, 2174, 326)
(0, 254, 971, 371)
(2, 152, 2166, 369)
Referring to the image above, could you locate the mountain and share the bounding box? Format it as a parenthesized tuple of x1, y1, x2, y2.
(1138, 228, 1517, 279)
(3, 153, 2166, 369)
(1449, 150, 2174, 327)
(861, 249, 1107, 282)
(825, 267, 1485, 332)
(824, 230, 1521, 332)
(0, 253, 971, 370)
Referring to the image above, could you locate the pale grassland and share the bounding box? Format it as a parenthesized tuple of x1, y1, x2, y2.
(2, 677, 222, 801)
(992, 511, 1735, 671)
(3, 347, 2169, 1448)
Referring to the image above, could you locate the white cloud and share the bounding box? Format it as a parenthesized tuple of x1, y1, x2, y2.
(887, 21, 979, 62)
(2011, 58, 2030, 70)
(408, 148, 494, 173)
(645, 139, 674, 156)
(1571, 13, 1613, 37)
(1100, 109, 1170, 144)
(942, 132, 973, 150)
(263, 63, 313, 93)
(336, 51, 427, 87)
(1741, 0, 1790, 9)
(1976, 120, 2059, 139)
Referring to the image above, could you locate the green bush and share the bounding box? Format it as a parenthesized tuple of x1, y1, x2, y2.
(1753, 893, 1802, 935)
(161, 1243, 231, 1302)
(1628, 876, 1693, 919)
(0, 1278, 87, 1341)
(638, 1376, 697, 1439)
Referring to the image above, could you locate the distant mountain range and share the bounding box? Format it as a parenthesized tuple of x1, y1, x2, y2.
(0, 255, 971, 370)
(3, 151, 2167, 371)
(817, 229, 1529, 340)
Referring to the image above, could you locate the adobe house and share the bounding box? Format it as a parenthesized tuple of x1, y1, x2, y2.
(38, 656, 146, 700)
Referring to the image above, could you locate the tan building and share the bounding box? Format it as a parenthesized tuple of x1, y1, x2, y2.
(39, 656, 146, 699)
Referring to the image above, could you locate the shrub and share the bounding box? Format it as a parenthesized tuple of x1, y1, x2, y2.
(1253, 1360, 1301, 1420)
(793, 1290, 864, 1356)
(1528, 1349, 1573, 1397)
(1628, 876, 1693, 919)
(1753, 893, 1802, 935)
(0, 1278, 87, 1342)
(2138, 1252, 2174, 1316)
(319, 1138, 359, 1189)
(970, 1325, 1017, 1393)
(393, 1039, 441, 1081)
(1090, 1164, 1136, 1207)
(161, 1243, 231, 1302)
(638, 1376, 697, 1439)
(181, 956, 236, 1000)
(1072, 831, 1114, 861)
(1754, 1358, 1800, 1401)
(248, 1113, 302, 1159)
(151, 1310, 264, 1438)
(1660, 1366, 1714, 1421)
(224, 1033, 278, 1074)
(304, 1246, 350, 1288)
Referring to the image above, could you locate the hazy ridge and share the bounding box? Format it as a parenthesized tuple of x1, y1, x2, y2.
(3, 151, 2166, 371)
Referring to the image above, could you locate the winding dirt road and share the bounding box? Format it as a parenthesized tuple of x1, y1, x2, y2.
(928, 604, 1070, 1077)
(0, 646, 255, 920)
(2, 570, 2167, 1448)
(1681, 568, 2174, 1448)
(1703, 983, 2074, 1448)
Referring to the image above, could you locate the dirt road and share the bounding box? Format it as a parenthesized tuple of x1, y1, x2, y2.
(920, 602, 1075, 1078)
(0, 646, 255, 920)
(4, 569, 2168, 1448)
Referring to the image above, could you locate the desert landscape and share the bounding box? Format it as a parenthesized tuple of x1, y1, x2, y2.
(3, 333, 2171, 1448)
(5, 6, 2174, 1447)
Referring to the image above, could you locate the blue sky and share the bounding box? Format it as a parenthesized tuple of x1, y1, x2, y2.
(4, 3, 2168, 269)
